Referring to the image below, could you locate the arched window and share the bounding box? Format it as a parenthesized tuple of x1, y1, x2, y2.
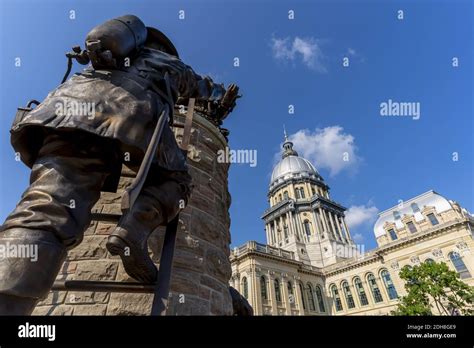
(306, 283, 316, 311)
(303, 220, 312, 237)
(274, 279, 282, 302)
(242, 277, 248, 299)
(279, 193, 282, 201)
(260, 276, 268, 301)
(315, 285, 326, 312)
(426, 213, 439, 226)
(449, 252, 471, 279)
(287, 281, 294, 305)
(380, 270, 398, 300)
(299, 188, 306, 199)
(367, 273, 383, 303)
(424, 258, 435, 264)
(353, 277, 369, 306)
(341, 281, 355, 309)
(330, 284, 343, 312)
(411, 202, 420, 213)
(283, 191, 289, 200)
(299, 283, 306, 310)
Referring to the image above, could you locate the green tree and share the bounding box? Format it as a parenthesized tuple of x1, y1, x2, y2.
(392, 261, 474, 316)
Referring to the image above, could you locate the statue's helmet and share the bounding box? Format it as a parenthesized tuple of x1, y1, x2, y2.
(85, 15, 179, 68)
(145, 27, 179, 58)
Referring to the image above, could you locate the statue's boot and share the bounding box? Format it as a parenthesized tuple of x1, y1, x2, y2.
(106, 224, 160, 284)
(106, 180, 186, 284)
(0, 228, 66, 315)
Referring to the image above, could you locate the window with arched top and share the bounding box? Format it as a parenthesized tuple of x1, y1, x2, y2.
(424, 258, 435, 264)
(303, 220, 312, 237)
(330, 284, 343, 312)
(287, 281, 293, 295)
(388, 228, 397, 241)
(260, 276, 268, 300)
(341, 281, 355, 309)
(427, 213, 439, 226)
(315, 285, 326, 312)
(380, 270, 398, 300)
(283, 191, 289, 200)
(298, 282, 307, 309)
(274, 278, 282, 302)
(242, 277, 248, 299)
(353, 277, 369, 306)
(449, 252, 471, 279)
(306, 283, 316, 311)
(411, 202, 420, 213)
(367, 273, 383, 303)
(287, 281, 294, 306)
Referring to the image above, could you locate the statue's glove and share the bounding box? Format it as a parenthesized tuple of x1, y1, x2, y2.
(215, 84, 240, 119)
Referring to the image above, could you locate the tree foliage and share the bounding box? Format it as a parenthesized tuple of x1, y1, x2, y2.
(392, 261, 474, 316)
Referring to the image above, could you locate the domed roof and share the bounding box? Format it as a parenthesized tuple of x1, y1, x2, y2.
(271, 155, 319, 183)
(270, 133, 321, 189)
(373, 190, 453, 238)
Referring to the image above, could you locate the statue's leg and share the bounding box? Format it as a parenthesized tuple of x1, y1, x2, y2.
(107, 169, 192, 283)
(0, 131, 115, 315)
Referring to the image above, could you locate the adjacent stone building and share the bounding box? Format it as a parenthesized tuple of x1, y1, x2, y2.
(33, 105, 234, 315)
(230, 137, 474, 315)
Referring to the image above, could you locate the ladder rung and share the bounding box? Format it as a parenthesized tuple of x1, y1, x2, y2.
(52, 280, 156, 293)
(91, 212, 122, 223)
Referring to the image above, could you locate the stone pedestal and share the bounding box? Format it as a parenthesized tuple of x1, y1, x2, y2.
(33, 109, 233, 315)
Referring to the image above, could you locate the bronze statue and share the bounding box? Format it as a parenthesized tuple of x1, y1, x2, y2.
(0, 15, 238, 315)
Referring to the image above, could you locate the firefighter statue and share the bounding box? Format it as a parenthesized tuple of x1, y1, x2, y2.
(0, 15, 239, 315)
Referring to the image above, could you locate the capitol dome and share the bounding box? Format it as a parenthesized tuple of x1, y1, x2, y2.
(270, 134, 322, 190)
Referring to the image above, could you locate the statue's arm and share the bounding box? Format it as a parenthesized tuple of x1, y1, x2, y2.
(179, 65, 226, 101)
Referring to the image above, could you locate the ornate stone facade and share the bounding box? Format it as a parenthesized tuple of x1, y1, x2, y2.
(33, 107, 233, 315)
(230, 139, 474, 316)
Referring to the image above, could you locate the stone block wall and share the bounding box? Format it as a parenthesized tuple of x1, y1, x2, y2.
(33, 110, 233, 315)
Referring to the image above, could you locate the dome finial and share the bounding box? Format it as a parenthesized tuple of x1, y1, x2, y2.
(281, 126, 298, 158)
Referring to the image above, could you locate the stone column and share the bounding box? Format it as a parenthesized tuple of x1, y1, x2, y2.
(294, 279, 305, 315)
(252, 270, 262, 315)
(328, 211, 341, 241)
(314, 210, 324, 240)
(288, 212, 296, 237)
(281, 276, 292, 315)
(296, 213, 307, 243)
(268, 273, 278, 315)
(339, 216, 350, 242)
(320, 208, 333, 240)
(334, 214, 345, 242)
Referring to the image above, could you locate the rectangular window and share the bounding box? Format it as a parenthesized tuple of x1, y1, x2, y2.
(388, 229, 397, 241)
(406, 221, 417, 233)
(427, 213, 439, 226)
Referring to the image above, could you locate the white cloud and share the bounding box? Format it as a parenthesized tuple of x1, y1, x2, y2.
(271, 36, 326, 72)
(287, 126, 361, 176)
(345, 203, 379, 230)
(352, 232, 364, 243)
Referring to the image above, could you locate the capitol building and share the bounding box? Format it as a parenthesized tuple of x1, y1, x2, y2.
(230, 136, 474, 315)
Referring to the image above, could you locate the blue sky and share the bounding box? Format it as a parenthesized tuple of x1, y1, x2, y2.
(0, 0, 472, 251)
